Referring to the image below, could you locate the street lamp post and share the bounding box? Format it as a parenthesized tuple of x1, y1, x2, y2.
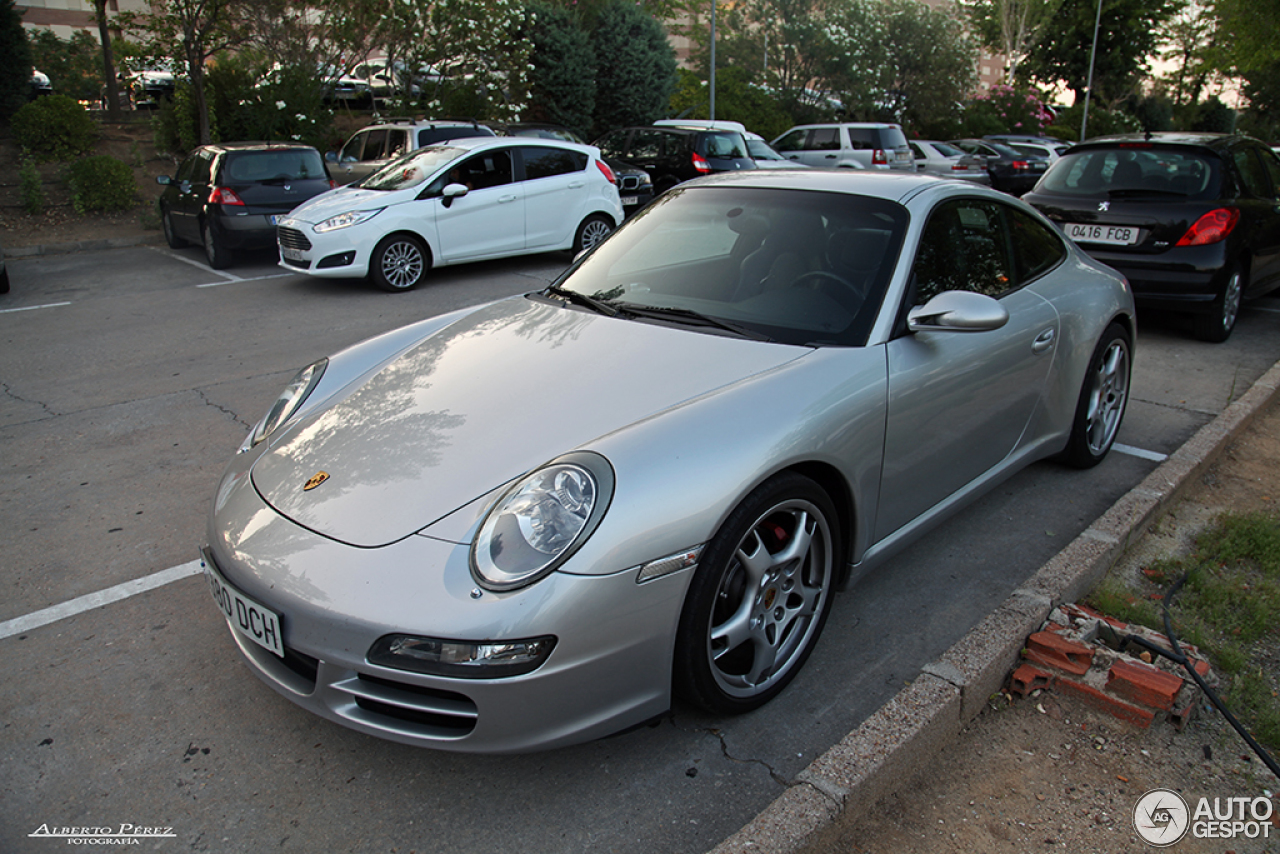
(1081, 0, 1102, 141)
(710, 0, 717, 120)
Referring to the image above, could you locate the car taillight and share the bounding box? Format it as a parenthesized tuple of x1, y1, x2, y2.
(1011, 160, 1029, 171)
(872, 149, 888, 166)
(692, 152, 711, 174)
(951, 162, 968, 171)
(595, 159, 617, 185)
(328, 179, 337, 189)
(208, 187, 245, 205)
(1176, 208, 1240, 246)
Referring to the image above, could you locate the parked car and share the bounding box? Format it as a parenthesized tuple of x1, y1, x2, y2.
(157, 142, 335, 270)
(29, 69, 52, 99)
(1007, 141, 1069, 163)
(489, 122, 654, 216)
(593, 124, 756, 194)
(1024, 132, 1280, 342)
(909, 140, 990, 183)
(259, 62, 373, 109)
(205, 169, 1134, 753)
(347, 59, 442, 102)
(123, 63, 176, 109)
(985, 134, 1069, 148)
(745, 131, 809, 169)
(278, 136, 623, 291)
(770, 123, 914, 171)
(328, 119, 496, 185)
(949, 138, 1049, 195)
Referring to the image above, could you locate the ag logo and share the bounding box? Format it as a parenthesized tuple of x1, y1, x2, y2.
(1133, 788, 1189, 846)
(303, 471, 330, 492)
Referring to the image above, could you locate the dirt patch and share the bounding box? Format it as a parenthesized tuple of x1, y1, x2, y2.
(807, 400, 1280, 854)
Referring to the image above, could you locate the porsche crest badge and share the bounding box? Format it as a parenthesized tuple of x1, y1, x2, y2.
(303, 471, 330, 491)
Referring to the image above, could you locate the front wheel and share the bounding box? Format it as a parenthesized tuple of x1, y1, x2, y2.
(673, 472, 839, 715)
(162, 209, 188, 249)
(370, 234, 428, 292)
(1193, 267, 1243, 343)
(1059, 322, 1131, 469)
(573, 214, 614, 255)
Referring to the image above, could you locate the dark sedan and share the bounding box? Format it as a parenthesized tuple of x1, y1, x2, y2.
(157, 142, 335, 270)
(950, 138, 1049, 195)
(1024, 132, 1280, 342)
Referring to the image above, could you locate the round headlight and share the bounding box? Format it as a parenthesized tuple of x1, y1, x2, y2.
(471, 453, 614, 591)
(243, 358, 327, 450)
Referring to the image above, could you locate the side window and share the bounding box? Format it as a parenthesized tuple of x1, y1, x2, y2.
(341, 131, 366, 163)
(450, 149, 513, 190)
(911, 200, 1015, 304)
(361, 129, 390, 161)
(772, 130, 807, 153)
(386, 129, 410, 159)
(630, 130, 664, 159)
(910, 142, 925, 160)
(174, 154, 197, 182)
(1261, 147, 1280, 198)
(520, 146, 586, 181)
(1235, 147, 1277, 199)
(191, 152, 214, 184)
(1007, 207, 1067, 284)
(809, 127, 840, 151)
(845, 129, 873, 150)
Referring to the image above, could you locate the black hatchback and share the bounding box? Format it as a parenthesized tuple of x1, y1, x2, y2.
(949, 138, 1050, 195)
(1024, 133, 1280, 342)
(592, 125, 756, 194)
(157, 142, 335, 269)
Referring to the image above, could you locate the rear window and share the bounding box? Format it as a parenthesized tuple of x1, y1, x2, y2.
(223, 149, 326, 182)
(1039, 147, 1220, 199)
(416, 125, 495, 146)
(701, 132, 747, 159)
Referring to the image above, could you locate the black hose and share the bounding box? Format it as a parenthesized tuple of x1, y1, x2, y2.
(1120, 572, 1280, 781)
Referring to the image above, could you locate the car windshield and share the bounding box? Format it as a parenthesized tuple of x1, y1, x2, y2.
(552, 186, 908, 347)
(1038, 147, 1220, 199)
(360, 145, 466, 191)
(929, 142, 965, 158)
(747, 139, 785, 161)
(224, 149, 326, 182)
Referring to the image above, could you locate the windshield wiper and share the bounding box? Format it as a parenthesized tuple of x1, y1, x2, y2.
(545, 285, 620, 317)
(614, 303, 774, 341)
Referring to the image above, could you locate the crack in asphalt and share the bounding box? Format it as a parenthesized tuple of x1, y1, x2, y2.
(1, 382, 60, 419)
(671, 717, 792, 787)
(196, 388, 252, 430)
(1130, 393, 1220, 417)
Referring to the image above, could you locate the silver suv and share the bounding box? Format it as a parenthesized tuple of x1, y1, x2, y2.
(771, 123, 913, 171)
(327, 119, 496, 185)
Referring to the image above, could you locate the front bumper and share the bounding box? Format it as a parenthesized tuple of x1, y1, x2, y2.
(277, 224, 368, 277)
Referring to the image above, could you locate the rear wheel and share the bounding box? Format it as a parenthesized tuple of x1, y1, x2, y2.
(1193, 267, 1243, 343)
(203, 221, 231, 269)
(370, 234, 428, 292)
(1059, 322, 1131, 468)
(673, 472, 839, 715)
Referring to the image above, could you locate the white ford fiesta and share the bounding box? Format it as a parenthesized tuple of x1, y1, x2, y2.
(276, 137, 624, 291)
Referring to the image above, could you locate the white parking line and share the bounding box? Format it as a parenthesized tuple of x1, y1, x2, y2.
(146, 246, 294, 287)
(196, 272, 293, 288)
(0, 560, 203, 641)
(0, 301, 72, 314)
(1115, 443, 1168, 462)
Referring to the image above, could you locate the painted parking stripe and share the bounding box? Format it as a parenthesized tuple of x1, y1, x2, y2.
(196, 272, 293, 288)
(1114, 443, 1168, 462)
(0, 301, 72, 314)
(0, 560, 203, 642)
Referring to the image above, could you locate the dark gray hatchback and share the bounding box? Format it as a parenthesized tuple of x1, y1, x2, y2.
(592, 125, 756, 194)
(157, 142, 335, 269)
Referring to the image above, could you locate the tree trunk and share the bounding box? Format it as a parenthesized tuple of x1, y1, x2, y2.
(95, 0, 122, 119)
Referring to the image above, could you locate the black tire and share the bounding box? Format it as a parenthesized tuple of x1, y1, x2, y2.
(1059, 322, 1131, 469)
(1193, 267, 1243, 343)
(203, 221, 231, 269)
(0, 266, 9, 294)
(573, 214, 614, 255)
(673, 472, 840, 715)
(162, 209, 188, 248)
(370, 234, 429, 292)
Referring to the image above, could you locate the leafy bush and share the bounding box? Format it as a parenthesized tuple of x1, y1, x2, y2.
(65, 155, 138, 214)
(152, 81, 208, 155)
(959, 85, 1053, 138)
(1048, 103, 1141, 142)
(0, 0, 31, 121)
(19, 154, 45, 214)
(28, 28, 104, 102)
(11, 94, 100, 162)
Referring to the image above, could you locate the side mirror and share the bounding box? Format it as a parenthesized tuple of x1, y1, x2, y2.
(325, 151, 338, 163)
(907, 290, 1009, 333)
(441, 182, 469, 208)
(156, 175, 172, 185)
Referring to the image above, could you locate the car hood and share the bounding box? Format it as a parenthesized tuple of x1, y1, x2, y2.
(286, 187, 403, 223)
(251, 297, 809, 548)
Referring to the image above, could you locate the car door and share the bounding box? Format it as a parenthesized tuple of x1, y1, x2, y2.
(875, 197, 1060, 542)
(172, 150, 214, 242)
(164, 152, 201, 241)
(517, 145, 589, 250)
(433, 146, 525, 262)
(799, 127, 842, 168)
(1232, 144, 1280, 295)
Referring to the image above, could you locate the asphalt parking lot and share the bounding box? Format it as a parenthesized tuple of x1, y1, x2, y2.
(4, 243, 1280, 853)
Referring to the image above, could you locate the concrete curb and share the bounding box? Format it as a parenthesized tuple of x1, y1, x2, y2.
(5, 234, 163, 259)
(709, 357, 1280, 854)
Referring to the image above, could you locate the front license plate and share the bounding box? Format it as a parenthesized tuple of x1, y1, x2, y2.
(280, 246, 307, 262)
(621, 195, 638, 206)
(1065, 223, 1140, 246)
(202, 551, 284, 657)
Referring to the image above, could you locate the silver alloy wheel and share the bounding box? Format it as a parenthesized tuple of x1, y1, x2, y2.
(705, 497, 833, 699)
(379, 239, 425, 289)
(1083, 334, 1130, 456)
(1220, 269, 1243, 333)
(578, 218, 612, 252)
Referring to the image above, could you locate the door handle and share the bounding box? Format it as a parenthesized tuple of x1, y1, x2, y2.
(568, 181, 585, 188)
(824, 154, 837, 159)
(498, 195, 518, 203)
(1032, 328, 1056, 353)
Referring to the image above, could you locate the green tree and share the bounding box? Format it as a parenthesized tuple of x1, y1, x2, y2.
(525, 2, 596, 135)
(963, 0, 1064, 84)
(880, 0, 977, 132)
(0, 0, 32, 121)
(1238, 60, 1280, 142)
(1019, 0, 1183, 105)
(669, 65, 794, 139)
(590, 1, 676, 135)
(28, 30, 103, 103)
(1157, 0, 1218, 107)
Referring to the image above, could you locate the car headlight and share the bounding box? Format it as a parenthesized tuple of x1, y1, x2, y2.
(471, 452, 614, 591)
(367, 634, 557, 678)
(241, 358, 327, 452)
(314, 209, 383, 233)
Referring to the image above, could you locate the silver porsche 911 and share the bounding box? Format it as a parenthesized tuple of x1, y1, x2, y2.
(202, 170, 1135, 753)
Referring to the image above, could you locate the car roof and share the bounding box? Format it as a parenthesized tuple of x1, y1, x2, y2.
(429, 136, 597, 154)
(363, 118, 492, 131)
(670, 166, 1003, 204)
(1070, 132, 1263, 152)
(198, 142, 320, 153)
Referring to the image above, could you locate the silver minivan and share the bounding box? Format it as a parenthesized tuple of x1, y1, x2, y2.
(771, 123, 914, 171)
